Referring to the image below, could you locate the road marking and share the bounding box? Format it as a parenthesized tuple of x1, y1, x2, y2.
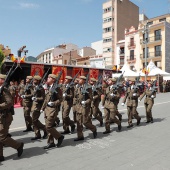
(9, 101, 170, 131)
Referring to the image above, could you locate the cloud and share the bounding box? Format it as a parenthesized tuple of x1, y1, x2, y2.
(18, 2, 39, 9)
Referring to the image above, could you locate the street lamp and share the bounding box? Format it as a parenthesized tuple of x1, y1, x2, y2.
(142, 22, 149, 82)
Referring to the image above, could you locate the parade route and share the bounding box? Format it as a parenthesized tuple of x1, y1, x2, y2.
(1, 92, 170, 170)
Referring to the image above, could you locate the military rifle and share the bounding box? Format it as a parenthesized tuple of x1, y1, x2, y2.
(0, 62, 17, 115)
(92, 74, 103, 94)
(133, 74, 142, 93)
(50, 69, 63, 102)
(112, 71, 125, 91)
(0, 63, 16, 96)
(34, 68, 50, 92)
(151, 80, 157, 95)
(81, 73, 91, 101)
(63, 69, 81, 94)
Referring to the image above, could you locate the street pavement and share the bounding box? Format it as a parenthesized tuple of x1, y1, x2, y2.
(1, 92, 170, 170)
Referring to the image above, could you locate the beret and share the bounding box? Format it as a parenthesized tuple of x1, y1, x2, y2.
(26, 76, 33, 80)
(65, 76, 72, 80)
(79, 76, 86, 80)
(91, 78, 97, 82)
(0, 74, 6, 79)
(48, 74, 57, 80)
(34, 75, 42, 81)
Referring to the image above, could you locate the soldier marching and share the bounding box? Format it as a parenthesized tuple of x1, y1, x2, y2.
(0, 68, 159, 162)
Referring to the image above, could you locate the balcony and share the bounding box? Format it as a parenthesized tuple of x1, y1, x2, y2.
(128, 41, 136, 49)
(140, 35, 162, 44)
(127, 55, 136, 63)
(140, 51, 162, 60)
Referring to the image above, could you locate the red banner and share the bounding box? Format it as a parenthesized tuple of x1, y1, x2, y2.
(31, 64, 44, 77)
(90, 69, 99, 79)
(73, 68, 82, 78)
(81, 68, 89, 76)
(52, 66, 66, 82)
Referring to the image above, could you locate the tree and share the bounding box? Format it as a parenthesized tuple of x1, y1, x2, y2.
(0, 49, 5, 73)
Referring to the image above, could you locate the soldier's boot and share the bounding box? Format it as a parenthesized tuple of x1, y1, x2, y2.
(118, 123, 122, 131)
(42, 130, 48, 139)
(103, 130, 111, 134)
(23, 126, 33, 132)
(0, 156, 5, 162)
(137, 117, 141, 126)
(56, 135, 64, 147)
(17, 142, 24, 157)
(127, 124, 133, 128)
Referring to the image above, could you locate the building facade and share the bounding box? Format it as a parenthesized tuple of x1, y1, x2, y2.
(102, 0, 139, 67)
(139, 14, 170, 72)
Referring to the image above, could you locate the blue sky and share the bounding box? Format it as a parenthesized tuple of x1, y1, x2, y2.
(0, 0, 169, 57)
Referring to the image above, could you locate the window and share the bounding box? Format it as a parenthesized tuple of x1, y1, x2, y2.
(155, 45, 161, 56)
(120, 47, 124, 54)
(155, 29, 161, 41)
(103, 7, 112, 13)
(143, 62, 148, 68)
(159, 18, 166, 22)
(130, 37, 134, 46)
(103, 37, 112, 43)
(103, 27, 112, 33)
(103, 47, 112, 53)
(103, 17, 113, 23)
(147, 21, 153, 26)
(120, 58, 124, 64)
(130, 50, 134, 60)
(143, 47, 149, 58)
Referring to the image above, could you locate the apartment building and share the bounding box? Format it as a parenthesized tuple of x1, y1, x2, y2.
(139, 14, 170, 72)
(102, 0, 139, 68)
(124, 26, 141, 72)
(36, 43, 79, 64)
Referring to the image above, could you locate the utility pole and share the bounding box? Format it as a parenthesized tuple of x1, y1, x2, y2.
(143, 22, 149, 82)
(69, 51, 71, 65)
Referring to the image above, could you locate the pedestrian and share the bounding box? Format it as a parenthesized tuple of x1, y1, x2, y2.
(139, 81, 156, 123)
(31, 75, 47, 140)
(102, 78, 122, 134)
(0, 74, 24, 162)
(21, 76, 34, 132)
(121, 78, 141, 128)
(41, 74, 64, 149)
(74, 76, 97, 141)
(61, 76, 76, 134)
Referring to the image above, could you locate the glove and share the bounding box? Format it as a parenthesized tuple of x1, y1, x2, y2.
(151, 95, 155, 98)
(32, 97, 36, 101)
(63, 93, 66, 97)
(81, 101, 86, 105)
(110, 93, 115, 97)
(133, 93, 137, 96)
(121, 103, 124, 106)
(48, 102, 54, 106)
(40, 110, 44, 114)
(138, 99, 141, 102)
(21, 95, 26, 99)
